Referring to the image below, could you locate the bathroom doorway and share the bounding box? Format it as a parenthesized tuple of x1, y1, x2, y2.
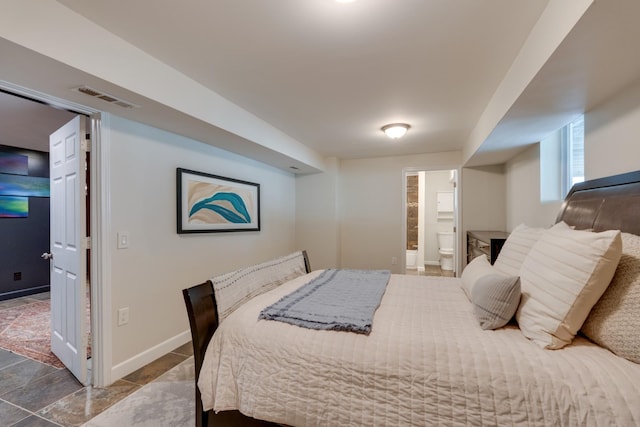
(403, 168, 459, 277)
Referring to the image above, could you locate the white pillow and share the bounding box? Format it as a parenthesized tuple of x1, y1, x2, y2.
(471, 274, 521, 330)
(211, 251, 308, 323)
(461, 255, 496, 300)
(516, 222, 622, 349)
(493, 223, 545, 277)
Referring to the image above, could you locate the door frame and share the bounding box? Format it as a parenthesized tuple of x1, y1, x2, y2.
(0, 81, 111, 387)
(89, 112, 111, 387)
(401, 166, 462, 276)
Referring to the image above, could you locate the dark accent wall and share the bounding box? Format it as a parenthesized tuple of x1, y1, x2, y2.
(0, 145, 50, 300)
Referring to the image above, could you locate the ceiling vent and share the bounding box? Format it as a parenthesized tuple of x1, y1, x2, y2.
(73, 86, 140, 109)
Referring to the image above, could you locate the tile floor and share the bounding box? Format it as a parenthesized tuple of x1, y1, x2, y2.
(0, 342, 193, 426)
(406, 265, 455, 277)
(83, 357, 194, 427)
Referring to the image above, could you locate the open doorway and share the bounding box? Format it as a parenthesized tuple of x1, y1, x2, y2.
(0, 90, 92, 380)
(403, 168, 459, 277)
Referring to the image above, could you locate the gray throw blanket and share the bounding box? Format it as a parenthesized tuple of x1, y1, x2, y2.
(258, 269, 390, 334)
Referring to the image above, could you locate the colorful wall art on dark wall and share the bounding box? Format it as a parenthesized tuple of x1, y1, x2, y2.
(0, 151, 28, 175)
(0, 151, 49, 217)
(0, 145, 50, 300)
(0, 195, 28, 217)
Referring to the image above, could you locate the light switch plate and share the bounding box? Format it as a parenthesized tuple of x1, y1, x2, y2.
(117, 231, 130, 249)
(117, 307, 129, 326)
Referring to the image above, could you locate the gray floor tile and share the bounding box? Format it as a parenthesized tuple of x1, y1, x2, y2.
(2, 369, 83, 412)
(0, 359, 60, 396)
(11, 414, 62, 427)
(0, 399, 31, 426)
(0, 349, 27, 371)
(38, 380, 139, 427)
(121, 352, 188, 386)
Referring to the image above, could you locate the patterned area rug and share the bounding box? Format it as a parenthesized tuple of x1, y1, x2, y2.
(0, 297, 90, 368)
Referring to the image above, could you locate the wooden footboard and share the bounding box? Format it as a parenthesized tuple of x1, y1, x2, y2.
(182, 250, 310, 427)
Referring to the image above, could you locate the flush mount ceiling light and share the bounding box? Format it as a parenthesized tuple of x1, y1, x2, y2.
(381, 123, 410, 139)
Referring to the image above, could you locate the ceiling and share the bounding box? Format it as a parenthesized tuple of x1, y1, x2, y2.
(6, 0, 547, 160)
(0, 91, 77, 152)
(2, 1, 640, 173)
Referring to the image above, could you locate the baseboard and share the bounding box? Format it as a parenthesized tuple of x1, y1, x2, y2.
(424, 261, 440, 266)
(0, 285, 50, 301)
(110, 330, 191, 381)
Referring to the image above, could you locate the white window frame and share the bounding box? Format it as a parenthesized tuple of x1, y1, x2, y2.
(560, 115, 585, 196)
(540, 115, 584, 202)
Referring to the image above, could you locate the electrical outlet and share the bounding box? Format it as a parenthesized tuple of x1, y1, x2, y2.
(117, 231, 130, 249)
(13, 272, 22, 281)
(391, 257, 397, 265)
(117, 307, 130, 326)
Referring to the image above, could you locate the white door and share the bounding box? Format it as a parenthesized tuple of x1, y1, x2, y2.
(49, 116, 88, 385)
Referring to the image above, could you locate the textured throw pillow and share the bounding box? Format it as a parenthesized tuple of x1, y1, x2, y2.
(516, 222, 622, 349)
(211, 251, 308, 323)
(493, 224, 545, 277)
(581, 232, 640, 364)
(461, 255, 495, 300)
(471, 274, 521, 330)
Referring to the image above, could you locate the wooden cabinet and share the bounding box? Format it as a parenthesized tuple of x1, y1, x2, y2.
(467, 230, 509, 265)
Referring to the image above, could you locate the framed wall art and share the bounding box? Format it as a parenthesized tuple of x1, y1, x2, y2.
(0, 195, 28, 218)
(177, 168, 260, 234)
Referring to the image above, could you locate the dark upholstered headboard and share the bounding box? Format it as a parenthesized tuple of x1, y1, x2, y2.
(556, 170, 640, 235)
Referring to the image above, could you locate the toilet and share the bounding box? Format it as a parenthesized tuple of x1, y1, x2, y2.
(436, 231, 454, 271)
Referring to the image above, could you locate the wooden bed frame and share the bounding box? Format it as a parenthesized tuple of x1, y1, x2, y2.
(183, 250, 311, 427)
(556, 169, 640, 234)
(183, 169, 640, 427)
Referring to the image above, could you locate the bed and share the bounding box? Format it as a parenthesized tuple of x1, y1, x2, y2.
(183, 170, 640, 427)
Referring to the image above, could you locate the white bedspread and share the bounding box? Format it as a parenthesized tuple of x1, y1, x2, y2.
(198, 271, 640, 426)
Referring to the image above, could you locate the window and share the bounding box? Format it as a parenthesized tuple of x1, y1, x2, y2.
(540, 115, 584, 202)
(562, 115, 584, 195)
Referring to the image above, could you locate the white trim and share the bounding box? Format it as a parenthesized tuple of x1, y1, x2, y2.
(111, 330, 191, 381)
(424, 260, 440, 266)
(90, 112, 112, 387)
(400, 173, 407, 274)
(0, 80, 97, 115)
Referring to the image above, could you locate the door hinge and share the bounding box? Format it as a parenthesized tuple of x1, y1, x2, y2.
(83, 236, 91, 249)
(82, 138, 91, 152)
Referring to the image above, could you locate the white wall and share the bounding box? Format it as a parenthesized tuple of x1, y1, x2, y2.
(295, 157, 341, 270)
(336, 152, 461, 273)
(585, 77, 640, 180)
(505, 144, 562, 230)
(501, 76, 640, 239)
(539, 129, 563, 203)
(461, 165, 507, 266)
(107, 115, 297, 375)
(464, 0, 593, 164)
